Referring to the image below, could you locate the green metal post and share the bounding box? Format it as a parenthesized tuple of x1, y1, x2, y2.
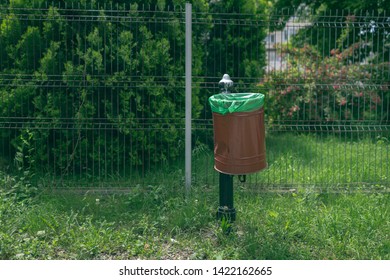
(217, 173, 236, 222)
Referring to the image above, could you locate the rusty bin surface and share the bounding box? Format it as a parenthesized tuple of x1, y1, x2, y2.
(209, 93, 267, 175)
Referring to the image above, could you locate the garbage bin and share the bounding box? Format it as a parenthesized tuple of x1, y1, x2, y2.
(209, 93, 267, 175)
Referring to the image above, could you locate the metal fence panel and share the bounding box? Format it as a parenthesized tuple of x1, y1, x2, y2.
(0, 3, 389, 192)
(192, 8, 390, 191)
(0, 3, 187, 190)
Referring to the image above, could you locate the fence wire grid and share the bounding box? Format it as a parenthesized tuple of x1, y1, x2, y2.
(0, 2, 389, 192)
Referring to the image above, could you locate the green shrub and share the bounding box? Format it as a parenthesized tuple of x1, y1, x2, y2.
(0, 1, 202, 174)
(0, 0, 267, 175)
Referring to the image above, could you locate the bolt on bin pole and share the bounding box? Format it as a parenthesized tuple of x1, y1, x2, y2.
(216, 74, 236, 222)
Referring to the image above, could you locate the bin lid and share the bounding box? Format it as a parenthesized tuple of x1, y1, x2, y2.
(208, 93, 265, 115)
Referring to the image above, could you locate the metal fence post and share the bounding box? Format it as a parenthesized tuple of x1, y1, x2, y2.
(185, 3, 192, 196)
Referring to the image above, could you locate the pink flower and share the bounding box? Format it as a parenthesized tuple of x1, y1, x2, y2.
(330, 49, 340, 56)
(290, 105, 300, 112)
(354, 92, 363, 97)
(371, 96, 381, 104)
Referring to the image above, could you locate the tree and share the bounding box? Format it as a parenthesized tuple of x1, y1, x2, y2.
(270, 0, 390, 58)
(0, 0, 268, 176)
(0, 0, 206, 174)
(207, 0, 268, 80)
(271, 0, 390, 12)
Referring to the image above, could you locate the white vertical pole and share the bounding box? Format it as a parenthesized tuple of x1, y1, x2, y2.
(185, 3, 192, 196)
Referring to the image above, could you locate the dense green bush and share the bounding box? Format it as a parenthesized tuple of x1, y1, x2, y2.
(1, 1, 191, 173)
(0, 0, 267, 176)
(0, 0, 195, 174)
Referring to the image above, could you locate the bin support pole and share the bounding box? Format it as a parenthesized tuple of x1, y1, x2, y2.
(217, 173, 236, 222)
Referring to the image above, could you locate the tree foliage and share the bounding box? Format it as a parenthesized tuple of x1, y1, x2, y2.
(271, 0, 390, 12)
(0, 0, 268, 175)
(270, 0, 390, 58)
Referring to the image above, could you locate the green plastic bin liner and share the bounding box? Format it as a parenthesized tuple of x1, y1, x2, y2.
(208, 93, 265, 115)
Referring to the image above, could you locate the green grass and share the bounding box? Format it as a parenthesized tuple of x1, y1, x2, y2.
(193, 132, 390, 190)
(1, 132, 389, 260)
(0, 181, 389, 260)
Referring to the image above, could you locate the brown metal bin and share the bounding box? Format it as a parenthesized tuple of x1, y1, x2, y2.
(212, 108, 267, 175)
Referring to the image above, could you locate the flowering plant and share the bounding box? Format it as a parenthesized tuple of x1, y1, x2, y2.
(260, 43, 389, 126)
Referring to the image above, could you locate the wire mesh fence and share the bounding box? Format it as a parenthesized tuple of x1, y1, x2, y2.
(0, 2, 187, 190)
(192, 7, 390, 192)
(0, 2, 389, 192)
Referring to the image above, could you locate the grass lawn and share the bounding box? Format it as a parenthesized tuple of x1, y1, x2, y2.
(1, 132, 389, 260)
(193, 133, 390, 190)
(0, 182, 388, 260)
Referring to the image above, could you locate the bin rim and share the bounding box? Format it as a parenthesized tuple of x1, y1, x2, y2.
(208, 92, 265, 115)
